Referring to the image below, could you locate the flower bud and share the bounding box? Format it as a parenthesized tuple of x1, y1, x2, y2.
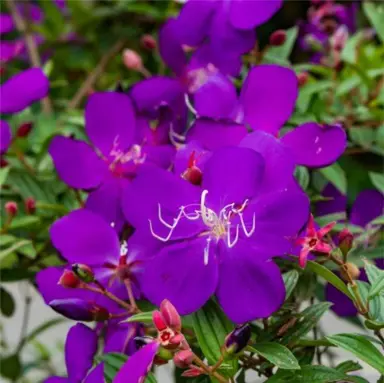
(5, 201, 18, 217)
(182, 366, 202, 377)
(182, 166, 203, 186)
(174, 349, 194, 368)
(224, 324, 251, 356)
(123, 49, 143, 71)
(297, 72, 309, 87)
(338, 228, 353, 257)
(157, 346, 174, 362)
(16, 122, 33, 138)
(269, 30, 287, 46)
(58, 269, 82, 288)
(24, 197, 36, 214)
(153, 310, 168, 331)
(141, 34, 157, 50)
(0, 158, 9, 168)
(340, 262, 360, 282)
(72, 263, 94, 283)
(160, 299, 181, 332)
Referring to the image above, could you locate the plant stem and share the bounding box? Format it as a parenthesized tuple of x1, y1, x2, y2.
(124, 278, 139, 313)
(16, 284, 32, 352)
(192, 355, 228, 383)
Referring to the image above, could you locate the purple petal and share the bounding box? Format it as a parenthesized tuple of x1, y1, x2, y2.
(85, 92, 136, 156)
(65, 323, 98, 382)
(113, 342, 159, 383)
(0, 40, 24, 62)
(325, 283, 358, 317)
(187, 120, 247, 151)
(174, 1, 217, 47)
(85, 177, 127, 232)
(0, 120, 12, 154)
(104, 323, 136, 354)
(138, 238, 218, 315)
(240, 131, 295, 193)
(350, 190, 384, 228)
(49, 298, 97, 322)
(142, 144, 176, 170)
(229, 0, 283, 30)
(158, 19, 186, 76)
(49, 136, 107, 189)
(84, 363, 104, 383)
(240, 65, 298, 135)
(0, 14, 14, 34)
(0, 68, 49, 114)
(202, 147, 265, 210)
(123, 166, 204, 240)
(281, 123, 347, 168)
(216, 240, 285, 323)
(193, 74, 239, 120)
(316, 183, 347, 217)
(50, 209, 120, 265)
(44, 377, 68, 383)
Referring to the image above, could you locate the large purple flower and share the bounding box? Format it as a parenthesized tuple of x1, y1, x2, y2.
(44, 323, 103, 383)
(49, 92, 175, 229)
(123, 146, 309, 323)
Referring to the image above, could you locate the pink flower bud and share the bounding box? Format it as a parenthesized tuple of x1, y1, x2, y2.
(160, 299, 181, 332)
(72, 263, 94, 283)
(338, 228, 354, 257)
(141, 34, 157, 50)
(182, 366, 202, 377)
(297, 72, 309, 87)
(123, 49, 143, 71)
(25, 197, 36, 214)
(269, 30, 287, 46)
(153, 310, 167, 331)
(16, 122, 33, 138)
(58, 269, 82, 289)
(174, 349, 194, 368)
(5, 201, 18, 217)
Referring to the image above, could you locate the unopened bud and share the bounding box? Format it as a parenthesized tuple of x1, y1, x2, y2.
(25, 197, 36, 214)
(157, 346, 173, 362)
(269, 30, 287, 46)
(160, 299, 181, 332)
(182, 166, 203, 186)
(297, 72, 309, 87)
(123, 49, 143, 71)
(58, 269, 82, 288)
(174, 349, 194, 368)
(182, 366, 202, 377)
(338, 228, 354, 257)
(153, 310, 167, 331)
(141, 34, 157, 50)
(340, 262, 360, 282)
(224, 324, 251, 356)
(5, 201, 18, 217)
(0, 158, 9, 168)
(16, 122, 33, 138)
(72, 264, 94, 283)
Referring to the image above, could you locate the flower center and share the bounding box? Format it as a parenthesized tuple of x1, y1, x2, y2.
(308, 238, 318, 248)
(149, 190, 256, 265)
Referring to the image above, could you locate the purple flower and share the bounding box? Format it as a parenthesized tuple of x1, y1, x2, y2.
(113, 342, 159, 383)
(0, 68, 49, 114)
(0, 120, 11, 154)
(123, 145, 309, 323)
(44, 323, 101, 383)
(49, 92, 175, 229)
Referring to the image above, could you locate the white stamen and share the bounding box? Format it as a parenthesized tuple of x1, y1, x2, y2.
(204, 237, 211, 265)
(120, 240, 128, 256)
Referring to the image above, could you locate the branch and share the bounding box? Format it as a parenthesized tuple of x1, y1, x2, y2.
(5, 0, 53, 114)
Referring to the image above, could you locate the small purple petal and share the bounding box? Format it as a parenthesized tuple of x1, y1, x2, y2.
(142, 144, 176, 170)
(325, 283, 358, 317)
(49, 136, 107, 189)
(50, 209, 120, 265)
(113, 342, 159, 383)
(240, 65, 298, 135)
(0, 120, 12, 154)
(281, 123, 347, 168)
(65, 323, 98, 382)
(85, 92, 136, 156)
(229, 0, 283, 30)
(0, 14, 14, 34)
(138, 238, 218, 315)
(104, 323, 136, 354)
(187, 120, 247, 151)
(216, 240, 285, 323)
(49, 299, 96, 322)
(350, 190, 384, 228)
(0, 68, 49, 114)
(316, 183, 347, 217)
(0, 40, 24, 62)
(44, 377, 68, 383)
(84, 363, 104, 383)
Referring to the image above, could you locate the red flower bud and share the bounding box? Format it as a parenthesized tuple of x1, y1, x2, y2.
(91, 305, 110, 321)
(269, 30, 287, 46)
(123, 49, 143, 71)
(153, 310, 167, 331)
(72, 263, 94, 283)
(338, 228, 353, 257)
(5, 201, 18, 217)
(16, 122, 33, 138)
(25, 197, 36, 214)
(141, 34, 157, 50)
(182, 166, 203, 186)
(58, 269, 82, 289)
(182, 366, 202, 377)
(174, 349, 194, 368)
(0, 157, 9, 168)
(297, 72, 309, 87)
(160, 299, 181, 332)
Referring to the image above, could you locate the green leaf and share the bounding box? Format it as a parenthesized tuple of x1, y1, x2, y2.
(0, 268, 36, 282)
(98, 352, 128, 383)
(365, 261, 383, 286)
(294, 166, 310, 190)
(283, 270, 300, 300)
(369, 274, 384, 299)
(369, 172, 384, 194)
(326, 334, 384, 374)
(125, 311, 154, 324)
(249, 343, 300, 370)
(280, 302, 332, 345)
(192, 300, 236, 376)
(363, 2, 384, 43)
(265, 26, 298, 61)
(306, 261, 353, 299)
(0, 354, 22, 380)
(370, 215, 384, 226)
(297, 81, 333, 113)
(0, 166, 10, 186)
(9, 216, 41, 230)
(0, 286, 15, 317)
(349, 127, 375, 148)
(0, 239, 36, 261)
(315, 212, 347, 227)
(319, 163, 347, 194)
(335, 360, 362, 373)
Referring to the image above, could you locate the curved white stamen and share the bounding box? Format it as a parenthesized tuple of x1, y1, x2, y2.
(239, 212, 256, 237)
(227, 223, 240, 248)
(184, 94, 198, 116)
